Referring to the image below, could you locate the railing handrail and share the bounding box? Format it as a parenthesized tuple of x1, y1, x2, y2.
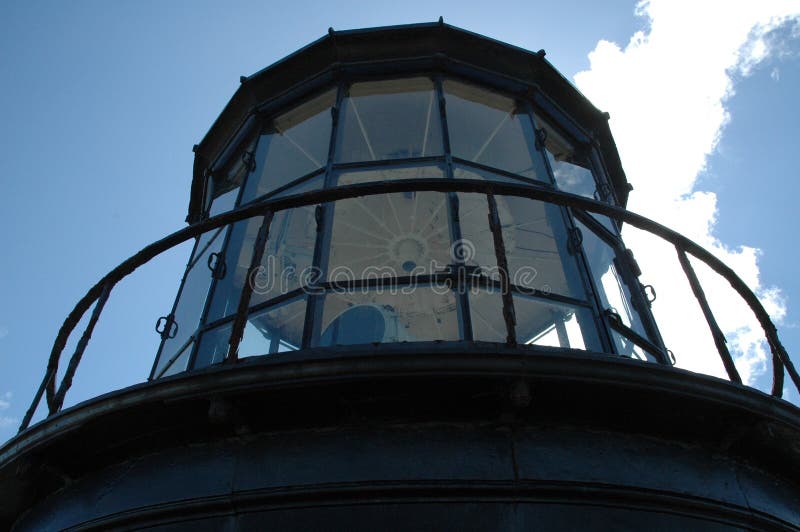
(21, 178, 799, 432)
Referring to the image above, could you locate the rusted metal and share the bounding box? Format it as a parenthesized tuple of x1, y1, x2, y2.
(22, 178, 798, 432)
(225, 211, 274, 363)
(772, 341, 785, 397)
(487, 193, 517, 346)
(50, 282, 114, 415)
(676, 248, 742, 385)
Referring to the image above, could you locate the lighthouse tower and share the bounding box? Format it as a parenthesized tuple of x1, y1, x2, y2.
(1, 22, 799, 530)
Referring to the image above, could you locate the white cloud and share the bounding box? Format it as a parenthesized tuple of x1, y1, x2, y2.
(574, 1, 799, 387)
(0, 392, 15, 429)
(0, 326, 7, 340)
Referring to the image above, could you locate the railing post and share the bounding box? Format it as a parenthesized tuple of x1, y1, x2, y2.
(19, 370, 54, 433)
(676, 247, 742, 385)
(226, 211, 274, 363)
(51, 282, 114, 414)
(487, 192, 517, 345)
(19, 179, 799, 434)
(772, 341, 785, 398)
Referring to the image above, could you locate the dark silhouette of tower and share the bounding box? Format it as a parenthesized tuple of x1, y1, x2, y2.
(1, 22, 799, 530)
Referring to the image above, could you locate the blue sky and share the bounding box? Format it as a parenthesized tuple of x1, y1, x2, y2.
(1, 1, 798, 440)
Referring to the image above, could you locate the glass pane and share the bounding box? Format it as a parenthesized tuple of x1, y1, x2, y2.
(453, 163, 535, 186)
(453, 192, 496, 279)
(249, 204, 317, 306)
(193, 322, 231, 368)
(315, 285, 460, 346)
(536, 115, 618, 233)
(454, 192, 586, 300)
(205, 199, 317, 324)
(209, 187, 239, 217)
(469, 288, 508, 343)
(610, 328, 659, 363)
(240, 297, 306, 357)
(514, 295, 601, 351)
(204, 217, 257, 323)
(591, 213, 620, 235)
(268, 172, 323, 200)
(575, 219, 652, 344)
(194, 298, 306, 370)
(336, 78, 442, 162)
(336, 162, 445, 187)
(242, 89, 335, 202)
(498, 196, 586, 298)
(536, 114, 597, 198)
(204, 136, 258, 214)
(444, 80, 549, 181)
(153, 227, 226, 378)
(204, 169, 318, 325)
(328, 167, 451, 280)
(160, 341, 192, 378)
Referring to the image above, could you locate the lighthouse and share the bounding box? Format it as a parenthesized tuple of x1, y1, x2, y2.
(1, 22, 798, 530)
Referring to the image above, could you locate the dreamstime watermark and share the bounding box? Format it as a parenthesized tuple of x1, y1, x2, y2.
(249, 238, 551, 296)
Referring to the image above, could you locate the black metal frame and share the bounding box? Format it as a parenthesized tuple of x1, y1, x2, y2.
(21, 177, 800, 433)
(20, 64, 798, 433)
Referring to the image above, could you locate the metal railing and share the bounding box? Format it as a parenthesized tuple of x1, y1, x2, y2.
(20, 178, 800, 432)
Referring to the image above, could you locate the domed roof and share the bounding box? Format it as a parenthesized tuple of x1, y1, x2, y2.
(188, 21, 630, 222)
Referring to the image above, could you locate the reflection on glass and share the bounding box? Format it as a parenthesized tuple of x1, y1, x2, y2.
(498, 196, 584, 298)
(206, 198, 317, 324)
(242, 89, 335, 202)
(209, 187, 239, 217)
(576, 219, 651, 346)
(269, 172, 323, 199)
(514, 295, 601, 351)
(240, 298, 306, 357)
(204, 136, 257, 215)
(456, 191, 585, 299)
(193, 322, 230, 368)
(454, 192, 496, 278)
(328, 166, 451, 279)
(536, 115, 620, 233)
(336, 78, 442, 162)
(249, 204, 317, 306)
(204, 218, 258, 323)
(193, 298, 306, 369)
(444, 80, 549, 181)
(469, 289, 506, 342)
(153, 227, 227, 378)
(536, 114, 596, 198)
(315, 286, 460, 346)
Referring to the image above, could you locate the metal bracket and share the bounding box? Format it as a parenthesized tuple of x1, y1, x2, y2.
(155, 314, 178, 340)
(207, 252, 227, 280)
(594, 182, 611, 202)
(315, 204, 324, 230)
(567, 227, 583, 255)
(605, 308, 622, 325)
(535, 127, 548, 150)
(642, 284, 657, 305)
(625, 248, 642, 277)
(241, 150, 256, 172)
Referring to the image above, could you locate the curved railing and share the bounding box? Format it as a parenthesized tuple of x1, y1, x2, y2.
(19, 178, 800, 432)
